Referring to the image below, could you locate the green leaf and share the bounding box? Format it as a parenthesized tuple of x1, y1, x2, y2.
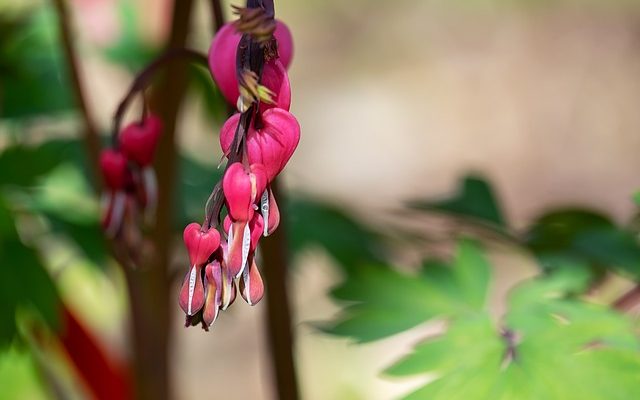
(188, 63, 229, 124)
(176, 155, 223, 227)
(382, 265, 640, 400)
(324, 240, 490, 342)
(289, 197, 385, 271)
(409, 175, 506, 229)
(0, 196, 59, 347)
(103, 1, 159, 71)
(0, 144, 67, 187)
(525, 208, 640, 279)
(0, 8, 74, 120)
(0, 346, 49, 400)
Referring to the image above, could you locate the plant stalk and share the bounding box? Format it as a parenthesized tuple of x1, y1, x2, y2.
(260, 179, 300, 400)
(50, 0, 102, 189)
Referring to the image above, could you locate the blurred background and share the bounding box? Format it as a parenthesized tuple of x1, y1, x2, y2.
(2, 0, 640, 399)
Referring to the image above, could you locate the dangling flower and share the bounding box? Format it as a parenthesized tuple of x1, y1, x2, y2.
(223, 162, 267, 276)
(179, 223, 221, 316)
(208, 21, 293, 107)
(119, 115, 162, 219)
(220, 108, 300, 182)
(99, 149, 129, 237)
(179, 1, 299, 329)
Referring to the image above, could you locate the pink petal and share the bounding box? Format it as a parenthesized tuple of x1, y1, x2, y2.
(183, 223, 221, 266)
(202, 262, 223, 326)
(208, 21, 294, 106)
(240, 255, 264, 306)
(118, 115, 162, 166)
(100, 149, 128, 190)
(179, 264, 205, 316)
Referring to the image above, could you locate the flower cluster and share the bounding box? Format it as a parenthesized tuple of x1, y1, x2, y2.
(99, 115, 162, 238)
(179, 6, 299, 329)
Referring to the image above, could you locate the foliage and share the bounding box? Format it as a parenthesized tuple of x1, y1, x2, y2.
(412, 174, 640, 279)
(0, 8, 74, 120)
(325, 241, 640, 399)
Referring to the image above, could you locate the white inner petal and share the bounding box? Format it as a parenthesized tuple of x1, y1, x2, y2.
(187, 265, 197, 315)
(260, 190, 269, 237)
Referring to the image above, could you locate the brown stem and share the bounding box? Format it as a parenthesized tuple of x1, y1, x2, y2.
(260, 179, 300, 400)
(210, 0, 226, 33)
(123, 1, 196, 400)
(613, 284, 640, 312)
(111, 48, 208, 145)
(50, 0, 102, 189)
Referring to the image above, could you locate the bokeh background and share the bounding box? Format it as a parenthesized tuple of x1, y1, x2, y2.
(2, 0, 640, 399)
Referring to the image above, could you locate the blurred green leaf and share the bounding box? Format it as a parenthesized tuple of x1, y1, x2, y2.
(524, 209, 640, 279)
(0, 8, 74, 119)
(289, 197, 385, 271)
(103, 1, 159, 71)
(409, 175, 506, 229)
(188, 63, 229, 125)
(0, 346, 49, 400)
(0, 196, 59, 348)
(0, 144, 66, 187)
(177, 155, 222, 227)
(323, 240, 488, 342)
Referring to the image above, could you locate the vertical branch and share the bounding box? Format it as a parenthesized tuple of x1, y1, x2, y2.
(260, 179, 300, 400)
(210, 0, 226, 33)
(123, 1, 195, 400)
(51, 0, 102, 188)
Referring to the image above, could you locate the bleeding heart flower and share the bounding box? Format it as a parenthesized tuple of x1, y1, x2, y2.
(208, 21, 293, 107)
(100, 149, 128, 190)
(260, 187, 280, 236)
(219, 262, 237, 310)
(239, 255, 264, 306)
(220, 108, 300, 182)
(179, 264, 205, 316)
(119, 115, 162, 167)
(183, 223, 221, 267)
(222, 163, 267, 222)
(202, 261, 223, 326)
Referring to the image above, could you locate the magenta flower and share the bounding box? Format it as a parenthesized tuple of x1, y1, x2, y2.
(179, 3, 298, 329)
(179, 223, 221, 316)
(208, 21, 293, 107)
(220, 108, 300, 182)
(223, 162, 267, 276)
(119, 115, 162, 218)
(99, 149, 129, 237)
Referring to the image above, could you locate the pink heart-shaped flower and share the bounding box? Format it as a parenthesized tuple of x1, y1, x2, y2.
(220, 108, 300, 182)
(222, 163, 267, 222)
(208, 21, 293, 107)
(100, 149, 128, 190)
(183, 223, 221, 266)
(119, 115, 162, 166)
